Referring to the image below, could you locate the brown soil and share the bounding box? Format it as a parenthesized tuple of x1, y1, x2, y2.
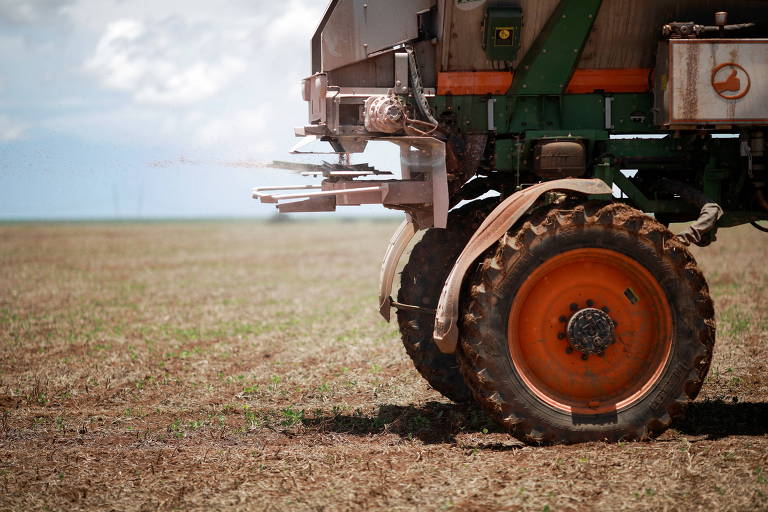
(0, 220, 766, 511)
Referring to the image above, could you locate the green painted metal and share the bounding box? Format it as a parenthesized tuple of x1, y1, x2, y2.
(429, 94, 655, 135)
(508, 0, 603, 95)
(609, 169, 691, 214)
(421, 0, 763, 227)
(483, 7, 522, 61)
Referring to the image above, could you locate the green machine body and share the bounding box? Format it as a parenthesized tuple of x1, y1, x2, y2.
(483, 6, 522, 61)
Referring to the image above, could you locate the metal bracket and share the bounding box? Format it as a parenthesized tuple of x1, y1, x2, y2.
(395, 52, 409, 94)
(605, 96, 614, 130)
(390, 299, 436, 315)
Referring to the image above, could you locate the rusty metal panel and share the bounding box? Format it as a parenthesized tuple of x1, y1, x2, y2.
(438, 0, 768, 73)
(326, 51, 396, 89)
(578, 0, 768, 70)
(306, 74, 328, 124)
(667, 39, 768, 125)
(321, 0, 435, 71)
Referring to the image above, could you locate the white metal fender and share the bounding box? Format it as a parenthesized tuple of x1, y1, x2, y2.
(432, 178, 612, 354)
(378, 217, 417, 321)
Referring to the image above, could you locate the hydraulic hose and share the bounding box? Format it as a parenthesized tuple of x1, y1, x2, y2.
(657, 178, 723, 247)
(405, 45, 439, 126)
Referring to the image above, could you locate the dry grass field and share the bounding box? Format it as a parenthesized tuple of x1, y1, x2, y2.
(0, 218, 766, 511)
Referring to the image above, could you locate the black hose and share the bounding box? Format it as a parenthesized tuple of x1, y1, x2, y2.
(656, 178, 723, 247)
(751, 221, 768, 233)
(405, 45, 439, 126)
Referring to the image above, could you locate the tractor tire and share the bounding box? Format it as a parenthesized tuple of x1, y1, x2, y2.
(458, 201, 715, 443)
(398, 198, 498, 403)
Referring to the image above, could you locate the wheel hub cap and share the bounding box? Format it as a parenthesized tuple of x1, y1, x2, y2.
(566, 307, 615, 355)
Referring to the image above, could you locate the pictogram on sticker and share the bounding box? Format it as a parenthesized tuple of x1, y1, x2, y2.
(711, 62, 751, 100)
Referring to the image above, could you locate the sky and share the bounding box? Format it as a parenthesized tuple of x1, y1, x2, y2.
(0, 0, 400, 219)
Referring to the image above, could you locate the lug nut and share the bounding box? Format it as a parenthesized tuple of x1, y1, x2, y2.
(565, 346, 574, 354)
(570, 303, 578, 311)
(557, 332, 566, 340)
(586, 299, 594, 307)
(581, 353, 589, 361)
(559, 315, 568, 323)
(601, 306, 610, 313)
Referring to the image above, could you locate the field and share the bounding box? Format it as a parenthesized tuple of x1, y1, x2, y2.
(1, 219, 766, 511)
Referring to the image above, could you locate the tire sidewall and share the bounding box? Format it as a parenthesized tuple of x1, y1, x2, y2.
(398, 198, 499, 402)
(462, 207, 711, 442)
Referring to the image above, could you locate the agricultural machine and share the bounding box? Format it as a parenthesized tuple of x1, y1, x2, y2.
(253, 0, 768, 443)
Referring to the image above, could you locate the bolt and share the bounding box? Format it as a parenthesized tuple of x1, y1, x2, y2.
(559, 315, 568, 323)
(601, 306, 610, 313)
(581, 354, 589, 361)
(565, 346, 574, 354)
(586, 299, 594, 307)
(557, 332, 565, 340)
(570, 303, 578, 311)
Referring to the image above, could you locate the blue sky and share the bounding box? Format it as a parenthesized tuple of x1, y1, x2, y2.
(0, 0, 400, 219)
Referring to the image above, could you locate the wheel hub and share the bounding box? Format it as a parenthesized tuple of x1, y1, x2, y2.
(566, 307, 615, 355)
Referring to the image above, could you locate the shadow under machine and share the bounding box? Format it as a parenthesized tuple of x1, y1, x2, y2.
(253, 0, 768, 444)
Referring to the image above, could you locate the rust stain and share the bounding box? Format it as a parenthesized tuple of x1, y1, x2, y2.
(682, 44, 699, 119)
(726, 46, 741, 120)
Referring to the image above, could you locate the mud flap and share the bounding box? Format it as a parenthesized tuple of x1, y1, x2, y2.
(378, 218, 417, 321)
(432, 178, 612, 354)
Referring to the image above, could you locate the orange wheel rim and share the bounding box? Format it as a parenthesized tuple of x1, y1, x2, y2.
(507, 248, 673, 415)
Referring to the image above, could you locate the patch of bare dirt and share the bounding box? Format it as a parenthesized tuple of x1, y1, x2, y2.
(0, 221, 766, 511)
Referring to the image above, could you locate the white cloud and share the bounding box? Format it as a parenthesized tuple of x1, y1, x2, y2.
(264, 0, 325, 46)
(85, 18, 248, 106)
(0, 115, 26, 141)
(73, 1, 326, 157)
(0, 0, 73, 25)
(62, 0, 267, 30)
(6, 0, 328, 159)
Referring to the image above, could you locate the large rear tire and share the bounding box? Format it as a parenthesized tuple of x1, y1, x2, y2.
(398, 198, 497, 402)
(458, 202, 715, 443)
